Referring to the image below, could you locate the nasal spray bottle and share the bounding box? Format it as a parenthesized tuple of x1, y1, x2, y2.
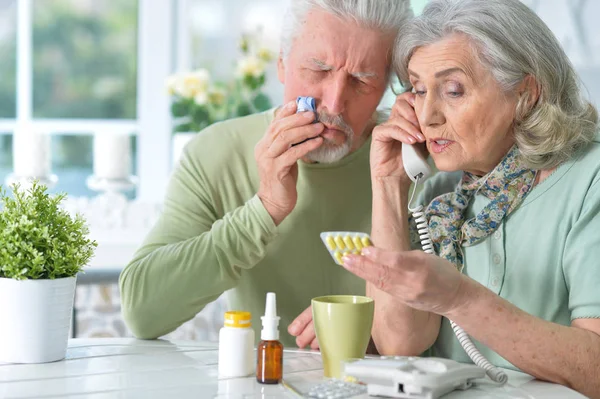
(256, 292, 283, 384)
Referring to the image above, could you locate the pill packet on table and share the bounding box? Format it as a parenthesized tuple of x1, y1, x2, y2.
(306, 378, 367, 398)
(320, 232, 372, 265)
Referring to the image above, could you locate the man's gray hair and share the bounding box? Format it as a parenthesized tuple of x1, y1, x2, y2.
(395, 0, 599, 170)
(281, 0, 413, 72)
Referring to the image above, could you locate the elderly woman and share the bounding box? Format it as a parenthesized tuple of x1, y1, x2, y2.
(340, 0, 600, 397)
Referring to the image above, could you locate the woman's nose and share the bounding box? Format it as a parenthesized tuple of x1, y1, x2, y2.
(419, 94, 444, 127)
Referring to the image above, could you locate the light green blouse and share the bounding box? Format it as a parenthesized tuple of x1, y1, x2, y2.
(415, 133, 600, 370)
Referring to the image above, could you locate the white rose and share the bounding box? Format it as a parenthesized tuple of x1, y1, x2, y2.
(188, 69, 211, 94)
(257, 47, 274, 62)
(236, 56, 265, 79)
(192, 68, 210, 83)
(175, 69, 211, 99)
(173, 75, 194, 98)
(208, 87, 227, 107)
(194, 92, 208, 105)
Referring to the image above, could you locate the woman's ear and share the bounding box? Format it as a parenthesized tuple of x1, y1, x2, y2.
(519, 74, 541, 110)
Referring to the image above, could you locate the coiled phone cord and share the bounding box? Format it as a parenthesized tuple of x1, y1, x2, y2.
(409, 176, 508, 385)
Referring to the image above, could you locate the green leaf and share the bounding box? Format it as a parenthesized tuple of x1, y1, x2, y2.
(252, 92, 272, 111)
(242, 75, 260, 91)
(235, 102, 253, 117)
(171, 100, 190, 117)
(191, 106, 210, 125)
(0, 181, 97, 280)
(174, 122, 193, 133)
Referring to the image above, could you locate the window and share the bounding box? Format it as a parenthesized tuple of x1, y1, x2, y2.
(33, 1, 139, 198)
(0, 0, 16, 118)
(32, 1, 138, 119)
(186, 0, 288, 105)
(1, 0, 172, 201)
(50, 134, 137, 198)
(0, 135, 12, 183)
(0, 1, 16, 187)
(526, 0, 600, 104)
(0, 0, 140, 197)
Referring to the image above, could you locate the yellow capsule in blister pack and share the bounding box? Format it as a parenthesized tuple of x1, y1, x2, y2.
(361, 236, 372, 248)
(334, 251, 344, 265)
(343, 236, 355, 251)
(325, 236, 336, 251)
(320, 231, 373, 265)
(352, 236, 363, 251)
(334, 236, 346, 250)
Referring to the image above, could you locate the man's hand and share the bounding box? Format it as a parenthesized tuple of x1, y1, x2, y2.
(255, 101, 325, 225)
(288, 305, 319, 349)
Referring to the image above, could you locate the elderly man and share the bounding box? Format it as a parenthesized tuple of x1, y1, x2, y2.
(119, 0, 412, 347)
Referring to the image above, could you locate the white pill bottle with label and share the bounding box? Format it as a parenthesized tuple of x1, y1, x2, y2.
(218, 311, 255, 378)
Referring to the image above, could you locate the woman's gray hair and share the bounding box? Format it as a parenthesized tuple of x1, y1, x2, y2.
(395, 0, 599, 170)
(281, 0, 413, 74)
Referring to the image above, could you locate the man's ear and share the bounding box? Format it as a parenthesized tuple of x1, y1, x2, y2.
(277, 51, 285, 84)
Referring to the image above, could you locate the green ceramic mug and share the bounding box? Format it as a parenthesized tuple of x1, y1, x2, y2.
(312, 295, 374, 378)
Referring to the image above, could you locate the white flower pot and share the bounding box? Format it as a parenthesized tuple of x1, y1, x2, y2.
(172, 132, 197, 169)
(0, 276, 76, 363)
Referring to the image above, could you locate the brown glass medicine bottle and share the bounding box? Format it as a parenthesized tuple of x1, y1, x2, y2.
(256, 339, 283, 384)
(256, 292, 283, 384)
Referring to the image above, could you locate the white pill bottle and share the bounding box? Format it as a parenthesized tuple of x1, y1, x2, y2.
(218, 311, 255, 378)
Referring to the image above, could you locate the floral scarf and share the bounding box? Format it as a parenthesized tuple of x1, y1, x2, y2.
(424, 146, 537, 271)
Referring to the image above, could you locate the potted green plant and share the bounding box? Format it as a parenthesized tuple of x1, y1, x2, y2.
(0, 181, 97, 363)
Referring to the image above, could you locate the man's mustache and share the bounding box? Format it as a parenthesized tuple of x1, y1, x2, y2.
(291, 110, 353, 147)
(317, 110, 354, 137)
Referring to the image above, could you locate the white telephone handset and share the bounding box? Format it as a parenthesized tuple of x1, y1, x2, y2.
(403, 144, 508, 385)
(402, 143, 432, 183)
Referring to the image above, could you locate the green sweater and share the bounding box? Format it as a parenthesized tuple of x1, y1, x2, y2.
(120, 109, 372, 346)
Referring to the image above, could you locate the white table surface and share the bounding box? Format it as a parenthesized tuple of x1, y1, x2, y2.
(0, 338, 586, 399)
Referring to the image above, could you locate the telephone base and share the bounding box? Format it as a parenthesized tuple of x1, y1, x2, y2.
(344, 356, 486, 399)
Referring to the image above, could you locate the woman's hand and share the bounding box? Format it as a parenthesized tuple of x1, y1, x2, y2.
(342, 247, 470, 316)
(371, 92, 426, 184)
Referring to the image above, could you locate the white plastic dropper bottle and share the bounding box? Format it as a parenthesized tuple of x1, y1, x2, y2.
(256, 292, 283, 384)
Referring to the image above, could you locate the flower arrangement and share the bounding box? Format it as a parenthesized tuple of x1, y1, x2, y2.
(0, 182, 97, 280)
(166, 32, 275, 133)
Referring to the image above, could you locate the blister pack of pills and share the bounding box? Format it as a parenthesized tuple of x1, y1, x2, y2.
(320, 232, 372, 265)
(306, 378, 367, 398)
